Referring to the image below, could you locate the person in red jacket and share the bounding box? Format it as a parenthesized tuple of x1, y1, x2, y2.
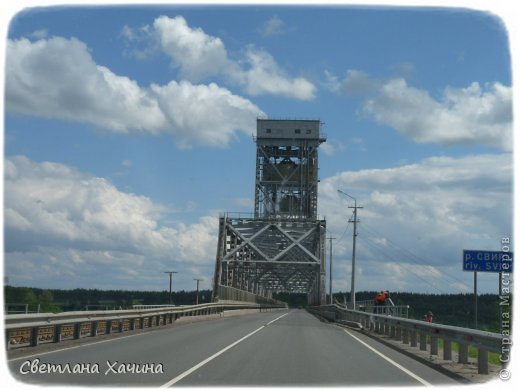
(373, 290, 389, 313)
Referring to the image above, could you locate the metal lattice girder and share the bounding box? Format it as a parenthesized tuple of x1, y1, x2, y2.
(212, 119, 327, 305)
(214, 216, 326, 297)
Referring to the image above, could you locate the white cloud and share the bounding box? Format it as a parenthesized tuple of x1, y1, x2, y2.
(120, 24, 156, 60)
(238, 47, 316, 99)
(151, 80, 261, 148)
(325, 69, 377, 95)
(153, 15, 229, 81)
(258, 15, 285, 37)
(320, 153, 513, 293)
(4, 156, 220, 290)
(5, 36, 262, 148)
(6, 37, 167, 133)
(364, 78, 512, 150)
(29, 29, 48, 39)
(152, 15, 315, 100)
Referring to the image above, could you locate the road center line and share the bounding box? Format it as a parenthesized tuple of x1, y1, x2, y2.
(342, 329, 431, 386)
(161, 311, 290, 387)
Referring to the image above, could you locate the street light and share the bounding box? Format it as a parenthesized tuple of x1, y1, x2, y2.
(338, 190, 363, 309)
(164, 271, 178, 305)
(193, 278, 203, 305)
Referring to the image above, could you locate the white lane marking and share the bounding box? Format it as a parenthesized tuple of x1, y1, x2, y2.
(161, 311, 290, 387)
(342, 329, 431, 386)
(266, 311, 290, 326)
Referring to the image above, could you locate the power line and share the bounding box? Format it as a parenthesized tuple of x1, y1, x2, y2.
(358, 233, 446, 293)
(360, 223, 475, 293)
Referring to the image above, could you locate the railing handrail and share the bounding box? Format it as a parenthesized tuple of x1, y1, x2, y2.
(314, 304, 503, 353)
(5, 302, 284, 327)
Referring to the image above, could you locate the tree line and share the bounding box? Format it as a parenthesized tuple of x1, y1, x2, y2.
(4, 286, 508, 332)
(4, 286, 212, 313)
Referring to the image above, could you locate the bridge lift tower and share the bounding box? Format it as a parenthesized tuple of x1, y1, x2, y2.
(212, 119, 327, 305)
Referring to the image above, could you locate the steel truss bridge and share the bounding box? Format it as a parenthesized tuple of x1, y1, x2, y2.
(212, 215, 326, 304)
(212, 118, 327, 305)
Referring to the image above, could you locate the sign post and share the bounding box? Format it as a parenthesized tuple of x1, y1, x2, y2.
(463, 250, 513, 330)
(474, 271, 477, 329)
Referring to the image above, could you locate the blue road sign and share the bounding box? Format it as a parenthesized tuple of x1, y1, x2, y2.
(463, 250, 513, 273)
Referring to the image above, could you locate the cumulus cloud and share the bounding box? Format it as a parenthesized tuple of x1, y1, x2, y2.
(154, 15, 229, 81)
(237, 47, 316, 99)
(319, 153, 513, 293)
(4, 156, 220, 289)
(6, 36, 262, 148)
(364, 78, 512, 150)
(152, 15, 315, 100)
(151, 80, 261, 148)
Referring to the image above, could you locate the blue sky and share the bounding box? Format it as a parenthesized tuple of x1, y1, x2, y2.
(2, 2, 514, 295)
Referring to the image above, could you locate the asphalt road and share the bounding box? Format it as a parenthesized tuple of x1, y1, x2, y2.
(6, 309, 460, 386)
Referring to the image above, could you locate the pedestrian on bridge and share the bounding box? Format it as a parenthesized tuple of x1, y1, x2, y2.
(373, 290, 390, 314)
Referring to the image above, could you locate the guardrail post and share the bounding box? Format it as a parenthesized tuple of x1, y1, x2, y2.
(402, 329, 409, 344)
(443, 339, 452, 360)
(54, 324, 62, 343)
(478, 349, 489, 374)
(395, 326, 402, 340)
(430, 336, 438, 355)
(389, 325, 395, 338)
(106, 320, 112, 334)
(458, 343, 468, 363)
(419, 333, 427, 351)
(74, 323, 81, 340)
(91, 321, 98, 336)
(410, 330, 417, 347)
(118, 320, 124, 333)
(30, 327, 39, 347)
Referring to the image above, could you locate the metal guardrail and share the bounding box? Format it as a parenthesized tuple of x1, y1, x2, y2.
(308, 304, 505, 375)
(335, 299, 410, 318)
(216, 285, 287, 306)
(4, 304, 41, 315)
(5, 301, 286, 350)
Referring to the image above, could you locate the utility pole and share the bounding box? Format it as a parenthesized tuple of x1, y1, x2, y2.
(164, 271, 178, 305)
(194, 278, 203, 305)
(338, 190, 363, 309)
(328, 235, 336, 304)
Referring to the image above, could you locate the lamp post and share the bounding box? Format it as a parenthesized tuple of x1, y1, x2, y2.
(328, 236, 336, 304)
(338, 190, 363, 309)
(193, 278, 203, 305)
(164, 271, 177, 305)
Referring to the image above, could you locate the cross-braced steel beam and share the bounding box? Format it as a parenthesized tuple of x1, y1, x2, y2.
(213, 119, 327, 305)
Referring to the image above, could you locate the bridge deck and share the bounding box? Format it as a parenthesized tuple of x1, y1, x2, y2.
(7, 309, 459, 386)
